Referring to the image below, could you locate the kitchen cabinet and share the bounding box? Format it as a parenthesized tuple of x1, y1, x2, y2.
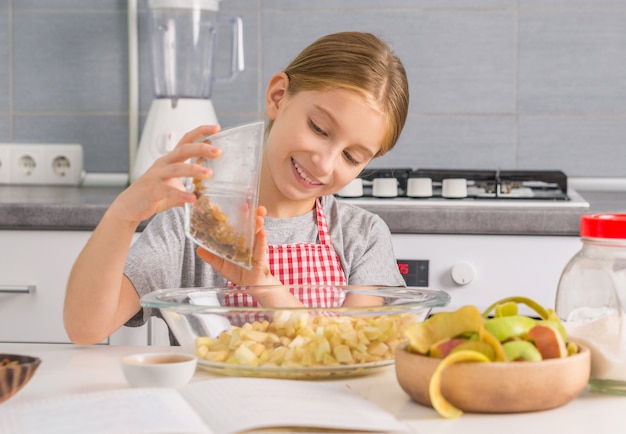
(0, 230, 168, 345)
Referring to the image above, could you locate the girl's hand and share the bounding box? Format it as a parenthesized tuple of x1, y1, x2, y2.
(112, 125, 222, 225)
(197, 206, 282, 286)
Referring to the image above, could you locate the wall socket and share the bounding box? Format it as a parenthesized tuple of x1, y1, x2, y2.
(0, 144, 84, 186)
(0, 145, 10, 184)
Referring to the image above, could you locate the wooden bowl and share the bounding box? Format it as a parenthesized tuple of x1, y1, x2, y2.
(394, 342, 590, 413)
(0, 354, 41, 403)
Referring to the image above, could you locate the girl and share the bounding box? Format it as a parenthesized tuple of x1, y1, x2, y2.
(64, 31, 410, 345)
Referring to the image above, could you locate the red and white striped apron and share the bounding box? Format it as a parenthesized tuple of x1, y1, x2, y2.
(224, 198, 347, 307)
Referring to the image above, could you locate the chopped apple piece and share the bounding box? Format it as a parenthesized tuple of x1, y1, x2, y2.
(245, 330, 270, 343)
(195, 311, 416, 370)
(333, 344, 354, 364)
(234, 344, 258, 366)
(368, 341, 390, 357)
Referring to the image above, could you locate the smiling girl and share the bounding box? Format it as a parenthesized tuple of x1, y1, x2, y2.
(64, 32, 410, 344)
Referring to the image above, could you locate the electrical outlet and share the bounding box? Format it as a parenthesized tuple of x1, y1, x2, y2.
(0, 144, 10, 184)
(10, 144, 44, 185)
(3, 143, 84, 185)
(42, 144, 84, 185)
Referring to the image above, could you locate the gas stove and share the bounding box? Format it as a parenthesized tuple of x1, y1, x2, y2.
(335, 168, 591, 314)
(336, 169, 589, 209)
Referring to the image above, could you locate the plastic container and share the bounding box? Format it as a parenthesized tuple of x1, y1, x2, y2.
(185, 121, 265, 269)
(555, 213, 626, 395)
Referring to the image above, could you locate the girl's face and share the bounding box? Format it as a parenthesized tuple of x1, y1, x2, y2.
(262, 73, 387, 215)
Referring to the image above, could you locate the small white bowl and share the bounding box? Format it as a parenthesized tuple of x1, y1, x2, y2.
(121, 352, 197, 388)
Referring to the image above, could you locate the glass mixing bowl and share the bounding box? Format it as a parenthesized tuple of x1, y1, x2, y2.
(141, 285, 450, 379)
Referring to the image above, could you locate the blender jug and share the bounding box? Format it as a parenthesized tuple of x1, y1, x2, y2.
(132, 0, 244, 182)
(150, 0, 243, 99)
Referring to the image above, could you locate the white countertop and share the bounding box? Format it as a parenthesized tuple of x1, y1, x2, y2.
(1, 343, 624, 433)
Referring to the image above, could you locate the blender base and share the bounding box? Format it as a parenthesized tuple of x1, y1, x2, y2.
(132, 98, 218, 182)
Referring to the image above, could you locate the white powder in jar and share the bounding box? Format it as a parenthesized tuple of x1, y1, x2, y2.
(564, 309, 626, 381)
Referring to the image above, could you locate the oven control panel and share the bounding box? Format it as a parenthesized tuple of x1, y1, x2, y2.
(396, 259, 429, 287)
(392, 233, 581, 315)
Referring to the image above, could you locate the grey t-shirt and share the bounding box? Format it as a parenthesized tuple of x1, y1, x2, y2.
(124, 194, 405, 326)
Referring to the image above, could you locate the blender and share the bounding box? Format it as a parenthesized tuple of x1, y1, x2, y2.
(132, 0, 244, 182)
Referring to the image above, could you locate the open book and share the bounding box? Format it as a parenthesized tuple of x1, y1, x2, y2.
(0, 377, 409, 434)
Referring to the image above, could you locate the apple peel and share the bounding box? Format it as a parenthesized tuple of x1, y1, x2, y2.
(483, 315, 537, 342)
(404, 296, 581, 420)
(429, 350, 491, 419)
(405, 305, 484, 355)
(502, 340, 542, 361)
(494, 300, 518, 317)
(525, 324, 568, 359)
(429, 338, 467, 359)
(478, 326, 507, 361)
(482, 296, 550, 320)
(449, 340, 497, 361)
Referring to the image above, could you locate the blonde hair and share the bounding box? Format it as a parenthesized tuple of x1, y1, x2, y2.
(269, 32, 409, 157)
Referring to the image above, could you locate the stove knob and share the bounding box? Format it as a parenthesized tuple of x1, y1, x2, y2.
(442, 178, 468, 198)
(407, 177, 433, 197)
(450, 262, 476, 286)
(337, 178, 363, 197)
(372, 178, 398, 197)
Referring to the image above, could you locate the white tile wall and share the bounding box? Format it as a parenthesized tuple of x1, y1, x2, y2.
(0, 0, 625, 177)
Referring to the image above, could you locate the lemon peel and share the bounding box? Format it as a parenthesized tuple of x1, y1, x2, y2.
(429, 350, 491, 419)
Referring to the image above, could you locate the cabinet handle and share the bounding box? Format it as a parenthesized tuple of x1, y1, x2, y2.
(0, 285, 36, 294)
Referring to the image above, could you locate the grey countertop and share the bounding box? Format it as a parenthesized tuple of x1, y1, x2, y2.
(0, 184, 624, 235)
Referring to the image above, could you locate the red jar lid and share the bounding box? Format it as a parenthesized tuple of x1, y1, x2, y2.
(580, 213, 626, 239)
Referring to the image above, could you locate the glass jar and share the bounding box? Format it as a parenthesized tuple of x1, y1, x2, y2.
(555, 213, 626, 395)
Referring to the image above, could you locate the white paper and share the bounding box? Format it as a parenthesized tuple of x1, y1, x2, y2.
(0, 378, 408, 434)
(180, 377, 409, 434)
(0, 388, 209, 434)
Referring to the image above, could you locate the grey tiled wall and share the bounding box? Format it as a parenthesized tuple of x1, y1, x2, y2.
(1, 0, 625, 177)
